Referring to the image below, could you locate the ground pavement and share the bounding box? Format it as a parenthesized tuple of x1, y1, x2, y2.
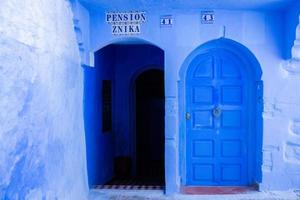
(89, 189, 300, 200)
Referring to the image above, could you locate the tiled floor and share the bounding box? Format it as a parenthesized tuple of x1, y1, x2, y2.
(94, 177, 164, 190)
(94, 185, 164, 190)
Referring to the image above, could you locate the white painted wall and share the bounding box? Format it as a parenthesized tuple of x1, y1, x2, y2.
(87, 7, 300, 191)
(0, 0, 299, 197)
(0, 0, 88, 199)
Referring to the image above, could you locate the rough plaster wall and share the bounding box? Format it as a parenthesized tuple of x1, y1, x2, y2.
(71, 0, 91, 66)
(261, 16, 300, 189)
(0, 0, 88, 199)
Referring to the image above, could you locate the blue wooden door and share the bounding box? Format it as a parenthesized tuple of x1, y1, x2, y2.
(186, 50, 249, 186)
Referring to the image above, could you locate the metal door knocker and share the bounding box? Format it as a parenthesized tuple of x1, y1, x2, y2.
(212, 106, 222, 118)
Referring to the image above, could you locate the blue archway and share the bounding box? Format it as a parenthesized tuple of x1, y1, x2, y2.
(84, 38, 166, 188)
(178, 38, 263, 187)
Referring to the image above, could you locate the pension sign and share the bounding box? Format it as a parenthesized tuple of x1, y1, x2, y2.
(106, 12, 146, 35)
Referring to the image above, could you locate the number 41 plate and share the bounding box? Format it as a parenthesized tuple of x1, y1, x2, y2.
(160, 15, 173, 27)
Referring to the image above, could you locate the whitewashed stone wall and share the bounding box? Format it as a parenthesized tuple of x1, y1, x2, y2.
(0, 0, 88, 199)
(262, 16, 300, 189)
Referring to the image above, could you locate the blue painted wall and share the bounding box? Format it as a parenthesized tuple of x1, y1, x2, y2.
(112, 45, 164, 157)
(84, 44, 164, 186)
(84, 45, 115, 186)
(285, 1, 300, 59)
(1, 0, 300, 198)
(86, 6, 300, 193)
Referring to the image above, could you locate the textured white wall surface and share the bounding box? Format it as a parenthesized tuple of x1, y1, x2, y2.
(0, 0, 300, 198)
(0, 0, 88, 199)
(88, 6, 300, 190)
(271, 21, 300, 190)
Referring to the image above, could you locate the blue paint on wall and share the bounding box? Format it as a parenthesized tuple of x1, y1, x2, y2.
(84, 45, 115, 186)
(84, 43, 164, 186)
(1, 0, 300, 197)
(112, 45, 164, 157)
(285, 1, 300, 59)
(2, 137, 45, 199)
(80, 1, 300, 192)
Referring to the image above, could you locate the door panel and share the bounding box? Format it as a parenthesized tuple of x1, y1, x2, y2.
(193, 56, 215, 78)
(193, 86, 213, 104)
(193, 140, 214, 157)
(186, 51, 249, 186)
(193, 110, 214, 128)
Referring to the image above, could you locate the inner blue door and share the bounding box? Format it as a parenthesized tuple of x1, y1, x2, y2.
(186, 49, 249, 186)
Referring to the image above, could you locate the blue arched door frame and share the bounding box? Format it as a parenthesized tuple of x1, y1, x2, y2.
(178, 38, 263, 186)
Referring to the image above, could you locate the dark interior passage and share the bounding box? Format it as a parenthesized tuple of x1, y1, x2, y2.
(135, 69, 165, 185)
(84, 43, 165, 189)
(106, 69, 165, 187)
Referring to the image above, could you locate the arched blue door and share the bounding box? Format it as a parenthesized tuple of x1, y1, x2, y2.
(186, 49, 251, 186)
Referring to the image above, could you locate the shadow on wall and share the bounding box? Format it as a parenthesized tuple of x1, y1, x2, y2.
(284, 1, 300, 59)
(83, 45, 115, 187)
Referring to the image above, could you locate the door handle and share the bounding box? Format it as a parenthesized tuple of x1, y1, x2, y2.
(212, 106, 222, 118)
(186, 112, 191, 120)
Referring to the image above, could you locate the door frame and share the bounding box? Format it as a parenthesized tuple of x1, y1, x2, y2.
(178, 38, 263, 187)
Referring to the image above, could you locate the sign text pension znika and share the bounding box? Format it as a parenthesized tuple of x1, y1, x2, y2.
(106, 11, 146, 35)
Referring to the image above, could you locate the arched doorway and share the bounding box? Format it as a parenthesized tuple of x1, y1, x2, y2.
(179, 38, 263, 188)
(135, 69, 165, 185)
(84, 40, 165, 189)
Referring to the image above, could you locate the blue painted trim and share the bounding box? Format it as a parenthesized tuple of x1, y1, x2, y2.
(92, 37, 164, 53)
(179, 38, 262, 81)
(178, 38, 263, 187)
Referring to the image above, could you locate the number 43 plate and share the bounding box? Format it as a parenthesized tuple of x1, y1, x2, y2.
(201, 11, 215, 24)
